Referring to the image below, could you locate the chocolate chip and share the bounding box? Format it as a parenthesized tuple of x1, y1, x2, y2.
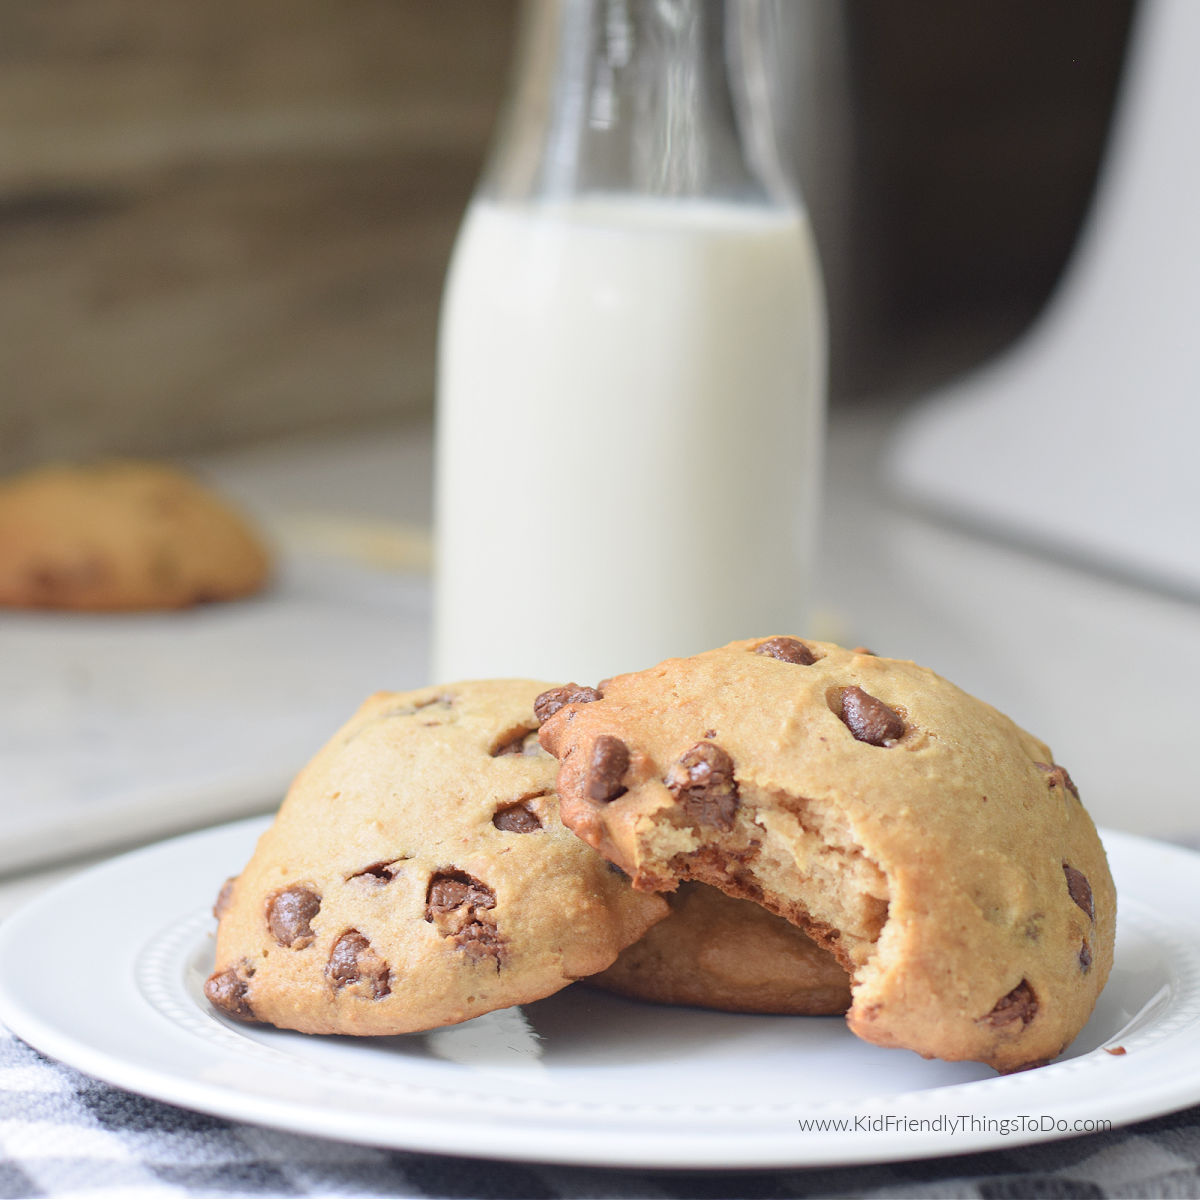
(213, 876, 237, 921)
(838, 686, 905, 745)
(490, 725, 538, 756)
(204, 968, 256, 1022)
(754, 637, 816, 665)
(981, 979, 1038, 1027)
(586, 735, 629, 802)
(327, 930, 390, 999)
(1036, 761, 1080, 800)
(426, 870, 497, 916)
(533, 684, 602, 724)
(665, 741, 739, 831)
(266, 886, 322, 949)
(29, 556, 108, 594)
(1063, 864, 1095, 919)
(454, 920, 505, 963)
(492, 801, 543, 833)
(425, 870, 504, 965)
(347, 859, 407, 883)
(1079, 940, 1093, 973)
(380, 695, 454, 722)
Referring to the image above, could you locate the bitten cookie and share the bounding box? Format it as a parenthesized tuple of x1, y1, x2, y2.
(0, 460, 270, 610)
(205, 680, 668, 1035)
(537, 639, 1116, 1072)
(590, 881, 851, 1016)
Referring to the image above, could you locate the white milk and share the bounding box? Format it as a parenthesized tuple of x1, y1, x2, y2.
(433, 195, 826, 685)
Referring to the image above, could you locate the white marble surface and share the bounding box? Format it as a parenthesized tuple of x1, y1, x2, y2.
(0, 489, 430, 876)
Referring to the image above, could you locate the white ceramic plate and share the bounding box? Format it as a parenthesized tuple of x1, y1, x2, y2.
(1, 818, 1197, 1170)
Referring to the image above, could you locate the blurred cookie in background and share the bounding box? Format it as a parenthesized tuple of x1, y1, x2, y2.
(0, 459, 271, 610)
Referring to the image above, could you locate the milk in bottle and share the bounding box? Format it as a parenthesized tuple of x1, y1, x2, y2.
(433, 0, 827, 684)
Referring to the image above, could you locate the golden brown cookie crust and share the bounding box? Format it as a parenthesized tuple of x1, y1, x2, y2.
(0, 460, 270, 610)
(205, 679, 668, 1036)
(590, 881, 851, 1015)
(538, 638, 1116, 1072)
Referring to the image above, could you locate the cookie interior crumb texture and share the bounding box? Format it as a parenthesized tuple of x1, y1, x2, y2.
(539, 638, 1117, 1073)
(0, 459, 271, 610)
(204, 679, 668, 1036)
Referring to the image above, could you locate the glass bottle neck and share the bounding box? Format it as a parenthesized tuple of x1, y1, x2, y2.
(479, 0, 796, 207)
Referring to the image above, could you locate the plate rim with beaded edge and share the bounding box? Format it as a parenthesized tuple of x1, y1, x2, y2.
(0, 815, 1198, 1170)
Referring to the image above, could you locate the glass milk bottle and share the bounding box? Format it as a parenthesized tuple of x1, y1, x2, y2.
(433, 0, 826, 685)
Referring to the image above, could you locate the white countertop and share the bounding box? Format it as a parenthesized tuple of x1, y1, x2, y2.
(3, 402, 1197, 919)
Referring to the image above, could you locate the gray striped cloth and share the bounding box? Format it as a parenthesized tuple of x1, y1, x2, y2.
(4, 1023, 1200, 1200)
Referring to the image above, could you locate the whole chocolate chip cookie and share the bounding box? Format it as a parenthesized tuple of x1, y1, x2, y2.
(0, 460, 270, 610)
(205, 680, 668, 1035)
(538, 638, 1116, 1072)
(591, 881, 851, 1016)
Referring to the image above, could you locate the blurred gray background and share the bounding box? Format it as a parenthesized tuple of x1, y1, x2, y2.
(0, 0, 1135, 473)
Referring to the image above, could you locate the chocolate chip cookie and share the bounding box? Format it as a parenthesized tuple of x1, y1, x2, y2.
(591, 881, 851, 1015)
(0, 460, 270, 610)
(538, 638, 1116, 1072)
(205, 679, 668, 1035)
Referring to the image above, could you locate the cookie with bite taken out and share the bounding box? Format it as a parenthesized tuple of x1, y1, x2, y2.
(537, 638, 1116, 1072)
